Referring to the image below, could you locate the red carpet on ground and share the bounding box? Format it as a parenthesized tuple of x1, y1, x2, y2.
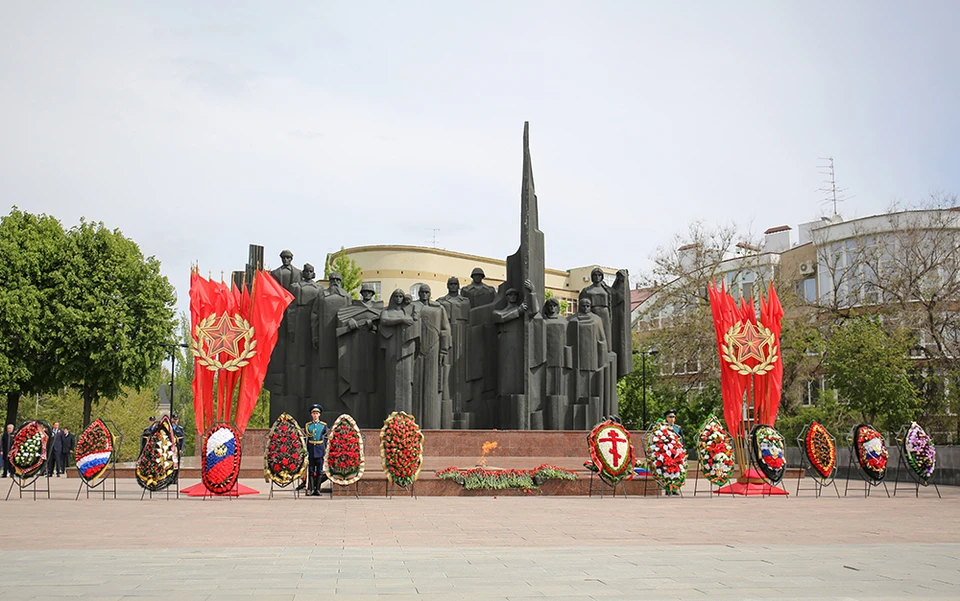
(715, 468, 790, 495)
(180, 482, 260, 497)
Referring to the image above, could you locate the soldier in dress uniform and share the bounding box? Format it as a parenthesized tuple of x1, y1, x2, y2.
(305, 404, 329, 496)
(171, 413, 186, 456)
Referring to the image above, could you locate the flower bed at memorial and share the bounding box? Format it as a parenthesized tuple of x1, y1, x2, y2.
(380, 411, 423, 488)
(436, 464, 577, 491)
(325, 414, 364, 485)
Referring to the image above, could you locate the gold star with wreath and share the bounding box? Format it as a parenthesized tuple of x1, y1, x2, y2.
(197, 313, 245, 359)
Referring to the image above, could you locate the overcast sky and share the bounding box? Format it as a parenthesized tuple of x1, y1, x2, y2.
(3, 2, 958, 315)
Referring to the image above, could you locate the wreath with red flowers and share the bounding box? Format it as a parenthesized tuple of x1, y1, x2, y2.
(264, 413, 308, 486)
(587, 420, 635, 485)
(380, 411, 423, 488)
(853, 424, 887, 483)
(9, 420, 49, 480)
(803, 421, 836, 480)
(75, 419, 115, 484)
(696, 414, 735, 486)
(750, 424, 786, 484)
(201, 423, 243, 495)
(646, 419, 687, 494)
(324, 414, 365, 485)
(136, 416, 179, 491)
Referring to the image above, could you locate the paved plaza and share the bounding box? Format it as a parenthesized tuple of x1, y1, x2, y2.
(1, 477, 958, 600)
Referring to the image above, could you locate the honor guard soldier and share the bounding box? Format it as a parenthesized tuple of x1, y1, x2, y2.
(305, 404, 329, 496)
(171, 413, 186, 456)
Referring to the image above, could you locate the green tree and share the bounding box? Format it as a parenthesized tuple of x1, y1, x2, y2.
(53, 220, 177, 426)
(325, 247, 363, 299)
(823, 317, 918, 432)
(0, 208, 70, 425)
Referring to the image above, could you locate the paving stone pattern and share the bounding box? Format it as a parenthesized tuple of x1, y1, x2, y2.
(1, 477, 957, 600)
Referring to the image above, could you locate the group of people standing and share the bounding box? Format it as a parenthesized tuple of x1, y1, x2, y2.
(0, 421, 74, 477)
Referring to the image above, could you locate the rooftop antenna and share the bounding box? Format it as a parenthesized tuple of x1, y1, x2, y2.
(425, 228, 440, 249)
(816, 157, 853, 218)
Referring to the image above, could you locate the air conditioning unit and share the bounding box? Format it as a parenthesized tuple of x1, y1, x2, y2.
(799, 261, 817, 275)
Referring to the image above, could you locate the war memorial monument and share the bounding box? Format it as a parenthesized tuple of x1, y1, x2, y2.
(247, 122, 634, 431)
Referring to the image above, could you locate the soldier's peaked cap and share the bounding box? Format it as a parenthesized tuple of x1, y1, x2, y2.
(310, 404, 323, 413)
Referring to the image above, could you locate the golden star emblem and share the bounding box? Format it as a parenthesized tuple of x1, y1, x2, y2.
(197, 313, 245, 359)
(729, 321, 771, 364)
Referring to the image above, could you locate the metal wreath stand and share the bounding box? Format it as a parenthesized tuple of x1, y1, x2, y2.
(5, 420, 53, 502)
(75, 419, 123, 501)
(795, 423, 841, 498)
(843, 425, 890, 498)
(892, 424, 941, 499)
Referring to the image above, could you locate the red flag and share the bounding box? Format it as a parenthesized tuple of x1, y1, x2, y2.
(235, 271, 293, 431)
(709, 283, 748, 437)
(189, 270, 217, 438)
(757, 283, 784, 426)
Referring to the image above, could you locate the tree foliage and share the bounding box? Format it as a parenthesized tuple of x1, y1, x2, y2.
(325, 247, 364, 299)
(823, 317, 917, 432)
(0, 209, 177, 427)
(636, 220, 761, 395)
(0, 208, 70, 424)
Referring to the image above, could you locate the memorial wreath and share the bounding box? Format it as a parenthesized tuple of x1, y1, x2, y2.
(380, 411, 423, 488)
(201, 423, 242, 495)
(804, 421, 836, 479)
(325, 414, 365, 485)
(750, 424, 786, 484)
(75, 419, 114, 484)
(264, 414, 308, 486)
(9, 420, 48, 479)
(136, 415, 179, 491)
(646, 418, 687, 494)
(903, 421, 936, 485)
(854, 424, 888, 482)
(696, 414, 735, 486)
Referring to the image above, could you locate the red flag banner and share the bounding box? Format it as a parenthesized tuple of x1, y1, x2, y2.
(190, 268, 293, 435)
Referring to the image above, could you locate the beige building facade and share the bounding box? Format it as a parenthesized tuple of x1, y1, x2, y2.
(332, 245, 621, 315)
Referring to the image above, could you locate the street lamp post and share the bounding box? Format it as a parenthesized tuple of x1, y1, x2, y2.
(641, 348, 659, 428)
(162, 342, 189, 417)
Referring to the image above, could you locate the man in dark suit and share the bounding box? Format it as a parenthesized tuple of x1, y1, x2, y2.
(61, 427, 75, 473)
(48, 421, 65, 476)
(1, 424, 14, 477)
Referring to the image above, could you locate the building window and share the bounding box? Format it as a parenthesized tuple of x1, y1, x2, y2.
(803, 377, 824, 406)
(798, 277, 817, 303)
(409, 283, 424, 298)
